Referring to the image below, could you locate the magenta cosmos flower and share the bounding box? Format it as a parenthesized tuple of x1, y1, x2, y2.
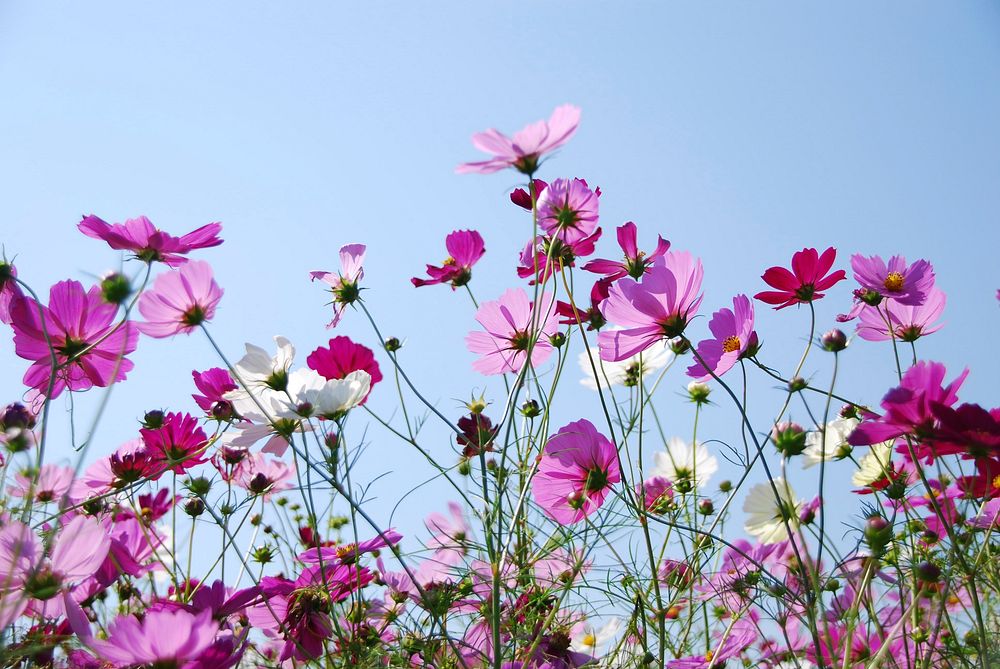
(597, 251, 704, 361)
(85, 608, 220, 666)
(137, 260, 223, 338)
(517, 227, 602, 284)
(306, 336, 383, 404)
(0, 260, 23, 325)
(465, 288, 560, 375)
(456, 104, 581, 175)
(850, 253, 935, 306)
(537, 178, 600, 246)
(754, 246, 846, 310)
(667, 617, 756, 669)
(141, 411, 210, 476)
(686, 294, 758, 381)
(10, 280, 139, 398)
(412, 229, 486, 289)
(532, 419, 621, 525)
(78, 214, 222, 266)
(856, 286, 946, 342)
(310, 243, 365, 328)
(583, 221, 671, 283)
(191, 367, 238, 420)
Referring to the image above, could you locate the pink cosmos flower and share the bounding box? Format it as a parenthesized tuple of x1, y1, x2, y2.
(667, 617, 757, 669)
(555, 278, 610, 331)
(754, 247, 846, 310)
(412, 230, 486, 289)
(533, 547, 591, 587)
(850, 254, 935, 306)
(310, 243, 365, 328)
(84, 608, 220, 666)
(0, 260, 23, 325)
(856, 286, 946, 342)
(537, 178, 600, 246)
(192, 367, 238, 420)
(233, 452, 294, 499)
(970, 498, 1000, 529)
(137, 260, 223, 338)
(516, 228, 602, 284)
(686, 294, 758, 381)
(11, 464, 75, 503)
(466, 288, 560, 375)
(78, 214, 223, 266)
(583, 221, 671, 283)
(306, 336, 382, 404)
(10, 280, 139, 398)
(425, 501, 471, 560)
(532, 419, 621, 525)
(456, 104, 581, 175)
(510, 179, 548, 210)
(637, 475, 674, 513)
(141, 411, 209, 475)
(597, 251, 704, 361)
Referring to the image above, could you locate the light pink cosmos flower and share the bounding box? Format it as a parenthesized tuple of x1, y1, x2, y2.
(597, 251, 704, 361)
(233, 452, 294, 500)
(667, 617, 757, 669)
(686, 294, 758, 381)
(10, 280, 139, 398)
(532, 419, 621, 525)
(970, 498, 1000, 529)
(10, 463, 75, 503)
(850, 254, 935, 306)
(537, 178, 600, 246)
(83, 608, 220, 666)
(78, 214, 223, 266)
(856, 286, 946, 342)
(137, 260, 223, 338)
(412, 230, 486, 289)
(583, 221, 671, 283)
(425, 501, 471, 561)
(456, 104, 581, 175)
(310, 243, 365, 328)
(466, 288, 560, 375)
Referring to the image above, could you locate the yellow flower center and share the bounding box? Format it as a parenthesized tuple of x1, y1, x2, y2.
(442, 257, 456, 266)
(722, 335, 741, 353)
(883, 272, 905, 292)
(581, 633, 596, 647)
(992, 474, 1000, 490)
(704, 650, 715, 662)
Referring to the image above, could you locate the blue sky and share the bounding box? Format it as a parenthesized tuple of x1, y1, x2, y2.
(1, 3, 999, 552)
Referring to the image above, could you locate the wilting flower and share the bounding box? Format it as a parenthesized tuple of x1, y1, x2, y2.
(578, 339, 673, 390)
(754, 247, 846, 310)
(192, 367, 238, 420)
(686, 294, 757, 381)
(537, 178, 600, 245)
(510, 179, 548, 210)
(10, 280, 139, 398)
(583, 221, 671, 283)
(466, 288, 560, 375)
(850, 254, 935, 305)
(801, 417, 859, 468)
(743, 478, 802, 544)
(137, 260, 223, 337)
(310, 243, 365, 328)
(598, 251, 704, 361)
(652, 438, 718, 491)
(83, 608, 220, 666)
(532, 419, 621, 525)
(457, 412, 497, 456)
(412, 230, 486, 289)
(456, 104, 580, 175)
(141, 412, 209, 475)
(78, 214, 223, 266)
(306, 336, 382, 404)
(856, 286, 946, 342)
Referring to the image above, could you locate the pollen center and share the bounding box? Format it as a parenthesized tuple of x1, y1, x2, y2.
(722, 335, 741, 353)
(883, 272, 905, 292)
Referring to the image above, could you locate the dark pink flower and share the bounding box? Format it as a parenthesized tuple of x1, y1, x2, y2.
(457, 104, 580, 175)
(555, 278, 610, 330)
(856, 286, 946, 342)
(10, 280, 139, 398)
(516, 228, 602, 284)
(412, 230, 486, 289)
(310, 243, 365, 328)
(137, 260, 223, 337)
(466, 288, 560, 375)
(192, 367, 238, 419)
(532, 419, 621, 525)
(509, 179, 548, 210)
(754, 247, 846, 310)
(928, 403, 1000, 460)
(306, 336, 382, 404)
(597, 251, 704, 361)
(637, 476, 674, 513)
(850, 254, 935, 306)
(141, 411, 209, 475)
(78, 214, 222, 266)
(0, 260, 23, 325)
(686, 294, 758, 381)
(583, 221, 670, 283)
(537, 178, 600, 246)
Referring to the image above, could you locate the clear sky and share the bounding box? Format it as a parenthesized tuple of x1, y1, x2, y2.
(1, 3, 999, 549)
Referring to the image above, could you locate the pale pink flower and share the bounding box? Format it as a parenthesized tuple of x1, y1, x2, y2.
(457, 104, 580, 175)
(856, 286, 946, 342)
(466, 288, 560, 375)
(137, 260, 223, 337)
(310, 243, 365, 328)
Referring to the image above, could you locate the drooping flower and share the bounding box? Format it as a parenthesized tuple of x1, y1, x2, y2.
(412, 230, 486, 289)
(753, 247, 846, 310)
(457, 412, 497, 457)
(137, 260, 223, 337)
(556, 278, 610, 331)
(578, 339, 673, 391)
(306, 336, 382, 404)
(78, 214, 223, 266)
(141, 412, 210, 475)
(686, 294, 758, 381)
(532, 419, 621, 525)
(597, 251, 703, 361)
(652, 438, 718, 491)
(457, 104, 580, 175)
(191, 367, 238, 420)
(801, 417, 859, 468)
(84, 608, 220, 666)
(537, 178, 600, 246)
(743, 478, 802, 544)
(583, 221, 671, 283)
(0, 260, 23, 325)
(510, 179, 548, 210)
(10, 280, 139, 398)
(850, 254, 935, 306)
(309, 243, 365, 328)
(856, 286, 946, 342)
(465, 288, 560, 375)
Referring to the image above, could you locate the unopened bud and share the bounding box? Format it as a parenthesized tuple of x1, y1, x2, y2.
(821, 329, 847, 352)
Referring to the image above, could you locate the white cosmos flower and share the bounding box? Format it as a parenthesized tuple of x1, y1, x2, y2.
(652, 437, 718, 489)
(225, 336, 297, 418)
(570, 617, 622, 656)
(578, 340, 673, 391)
(802, 417, 859, 468)
(296, 369, 371, 418)
(851, 440, 895, 487)
(743, 477, 802, 544)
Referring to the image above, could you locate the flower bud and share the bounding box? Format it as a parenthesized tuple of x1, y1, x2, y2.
(668, 337, 690, 355)
(185, 476, 212, 497)
(249, 473, 272, 495)
(771, 422, 806, 456)
(1, 403, 34, 430)
(686, 381, 710, 404)
(384, 337, 403, 352)
(457, 458, 472, 476)
(864, 515, 892, 552)
(548, 332, 566, 348)
(100, 272, 132, 305)
(142, 410, 165, 429)
(821, 329, 847, 352)
(857, 288, 883, 306)
(697, 499, 714, 516)
(915, 561, 941, 583)
(183, 497, 205, 517)
(787, 377, 808, 393)
(718, 480, 732, 493)
(520, 400, 541, 418)
(840, 404, 860, 420)
(252, 545, 275, 564)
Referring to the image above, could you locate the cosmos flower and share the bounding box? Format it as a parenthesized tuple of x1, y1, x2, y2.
(578, 339, 673, 391)
(743, 478, 802, 544)
(686, 294, 758, 381)
(310, 244, 365, 328)
(306, 336, 382, 404)
(77, 214, 223, 266)
(457, 104, 580, 175)
(465, 288, 560, 375)
(855, 286, 946, 342)
(652, 437, 718, 491)
(801, 417, 859, 468)
(583, 221, 671, 283)
(753, 247, 846, 310)
(141, 412, 210, 475)
(84, 608, 220, 667)
(536, 178, 600, 246)
(191, 367, 238, 420)
(412, 230, 486, 289)
(850, 254, 935, 306)
(137, 260, 223, 337)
